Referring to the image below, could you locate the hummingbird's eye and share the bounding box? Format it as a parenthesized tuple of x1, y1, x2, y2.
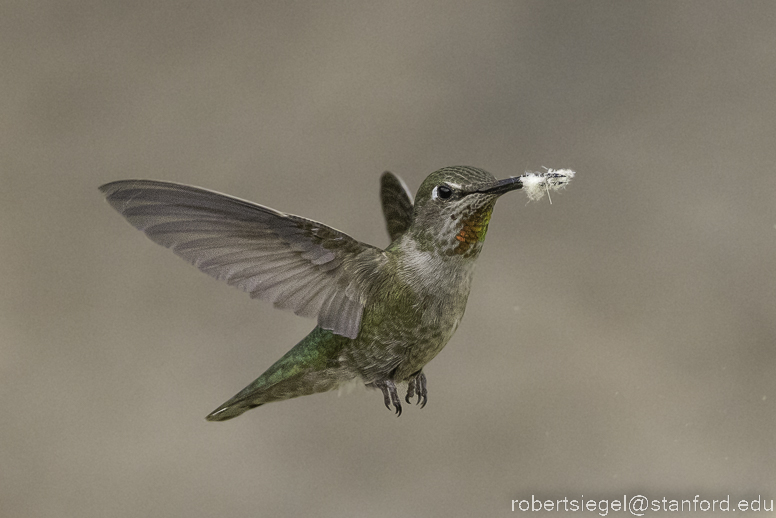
(437, 185, 453, 200)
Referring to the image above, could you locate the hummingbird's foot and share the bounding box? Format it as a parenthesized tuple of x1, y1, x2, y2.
(372, 379, 402, 416)
(405, 371, 428, 408)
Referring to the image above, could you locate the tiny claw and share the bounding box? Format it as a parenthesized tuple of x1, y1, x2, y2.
(417, 372, 428, 408)
(406, 371, 428, 408)
(373, 379, 402, 416)
(405, 379, 416, 404)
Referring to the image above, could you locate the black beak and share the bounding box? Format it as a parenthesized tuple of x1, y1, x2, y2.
(472, 177, 523, 196)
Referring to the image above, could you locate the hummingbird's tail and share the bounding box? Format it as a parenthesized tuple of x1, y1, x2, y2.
(206, 398, 264, 422)
(205, 370, 339, 421)
(205, 370, 324, 421)
(205, 327, 349, 421)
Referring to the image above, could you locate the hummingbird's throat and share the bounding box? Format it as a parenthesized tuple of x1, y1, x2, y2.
(453, 203, 494, 255)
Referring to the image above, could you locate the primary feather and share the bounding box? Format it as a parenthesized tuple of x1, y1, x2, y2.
(99, 180, 386, 339)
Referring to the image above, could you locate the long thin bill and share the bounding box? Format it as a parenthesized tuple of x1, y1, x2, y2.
(473, 177, 523, 196)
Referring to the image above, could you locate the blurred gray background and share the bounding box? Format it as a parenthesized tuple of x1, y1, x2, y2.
(2, 1, 774, 517)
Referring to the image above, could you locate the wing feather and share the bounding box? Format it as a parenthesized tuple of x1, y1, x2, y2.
(380, 171, 414, 242)
(100, 179, 386, 338)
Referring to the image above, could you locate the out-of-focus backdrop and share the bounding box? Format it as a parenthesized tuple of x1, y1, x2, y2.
(3, 2, 774, 517)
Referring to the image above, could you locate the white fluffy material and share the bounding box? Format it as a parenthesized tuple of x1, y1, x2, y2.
(519, 168, 576, 202)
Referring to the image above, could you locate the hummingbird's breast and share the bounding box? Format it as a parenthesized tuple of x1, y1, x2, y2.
(341, 235, 478, 383)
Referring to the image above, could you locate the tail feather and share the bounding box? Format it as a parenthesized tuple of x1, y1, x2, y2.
(204, 371, 307, 421)
(204, 326, 348, 422)
(205, 370, 337, 421)
(206, 400, 264, 422)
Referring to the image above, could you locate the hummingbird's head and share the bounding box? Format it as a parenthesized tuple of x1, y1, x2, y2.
(409, 166, 523, 258)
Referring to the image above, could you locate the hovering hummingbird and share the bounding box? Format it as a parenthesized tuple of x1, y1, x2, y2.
(100, 166, 574, 419)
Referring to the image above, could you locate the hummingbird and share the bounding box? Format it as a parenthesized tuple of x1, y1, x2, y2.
(100, 166, 550, 420)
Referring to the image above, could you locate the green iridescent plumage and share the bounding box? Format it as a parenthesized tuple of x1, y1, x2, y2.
(100, 166, 528, 419)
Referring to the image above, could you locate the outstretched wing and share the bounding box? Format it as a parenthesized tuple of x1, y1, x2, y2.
(380, 171, 414, 242)
(99, 180, 386, 339)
